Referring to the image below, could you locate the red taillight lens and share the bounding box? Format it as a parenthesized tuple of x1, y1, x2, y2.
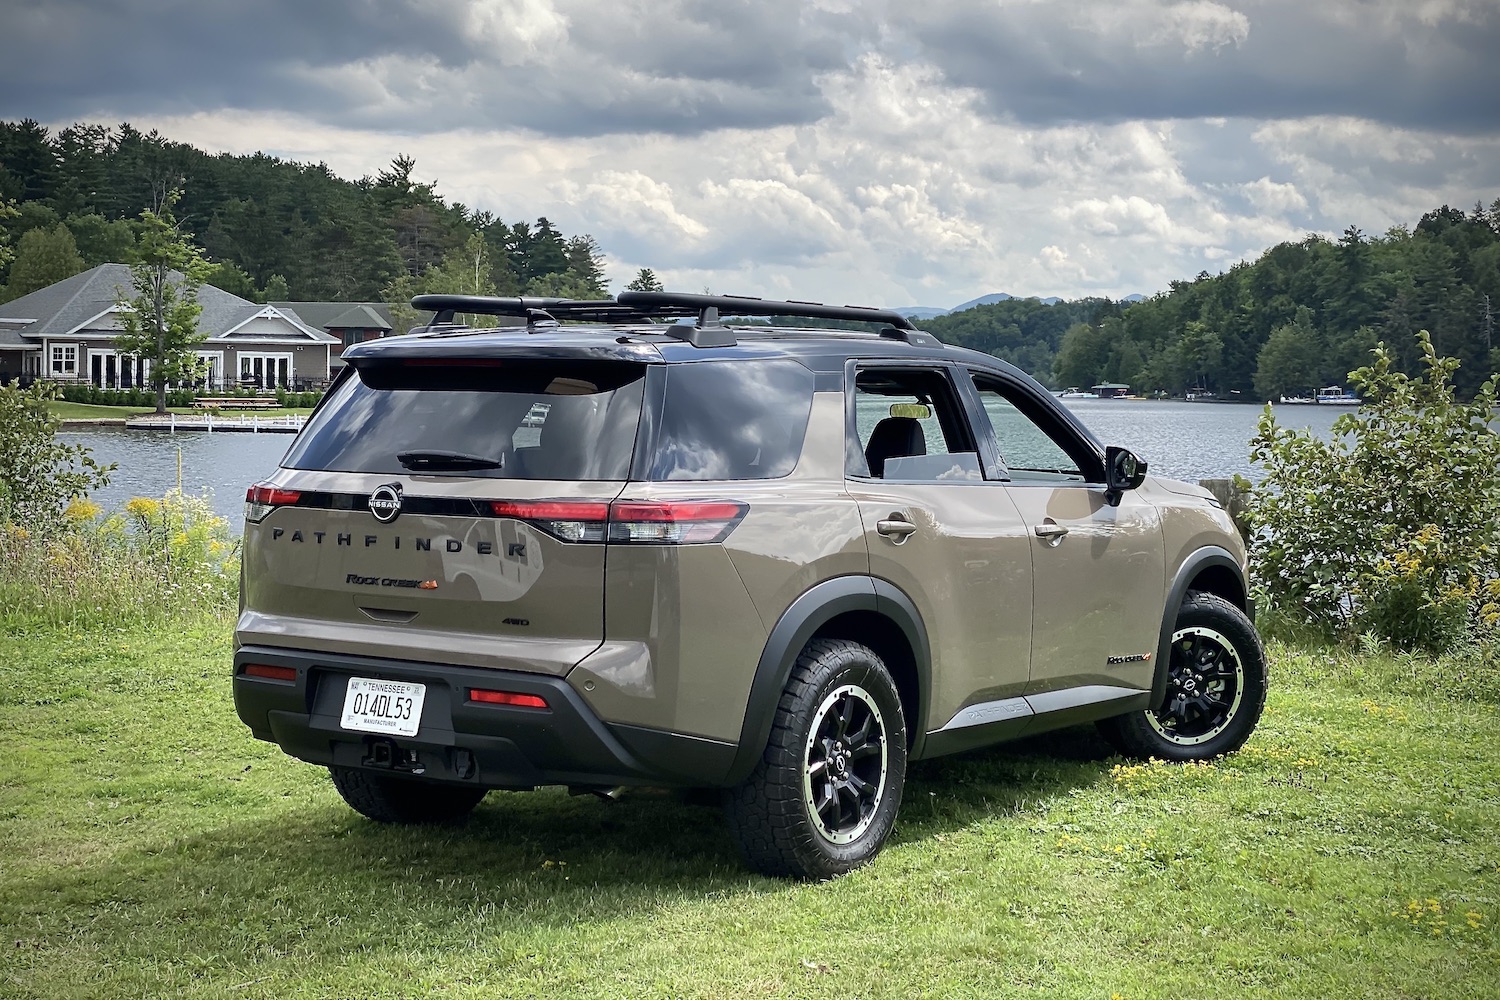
(246, 483, 301, 506)
(243, 663, 297, 682)
(245, 482, 302, 523)
(468, 689, 549, 709)
(489, 500, 609, 542)
(607, 500, 748, 544)
(489, 499, 748, 544)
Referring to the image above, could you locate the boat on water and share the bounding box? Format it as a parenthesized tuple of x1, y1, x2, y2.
(1055, 387, 1095, 399)
(1316, 386, 1360, 405)
(1278, 393, 1315, 404)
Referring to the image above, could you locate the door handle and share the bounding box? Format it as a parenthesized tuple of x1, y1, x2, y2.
(876, 517, 918, 542)
(1033, 521, 1069, 543)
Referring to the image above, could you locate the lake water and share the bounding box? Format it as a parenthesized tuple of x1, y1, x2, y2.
(60, 400, 1346, 534)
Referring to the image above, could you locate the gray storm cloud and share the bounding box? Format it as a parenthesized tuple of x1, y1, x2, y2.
(3, 0, 1497, 136)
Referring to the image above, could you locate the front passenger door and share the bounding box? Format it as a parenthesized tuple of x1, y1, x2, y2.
(967, 374, 1164, 698)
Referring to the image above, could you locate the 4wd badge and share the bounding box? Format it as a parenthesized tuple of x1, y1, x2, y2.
(368, 484, 403, 523)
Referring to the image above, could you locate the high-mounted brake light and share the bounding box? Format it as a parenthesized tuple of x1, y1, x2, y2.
(468, 689, 549, 709)
(489, 499, 747, 544)
(245, 482, 302, 523)
(242, 663, 297, 682)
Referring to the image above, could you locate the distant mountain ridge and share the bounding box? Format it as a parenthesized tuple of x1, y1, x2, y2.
(897, 291, 1145, 319)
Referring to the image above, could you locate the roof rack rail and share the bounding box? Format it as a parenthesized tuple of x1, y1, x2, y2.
(409, 291, 937, 348)
(617, 290, 920, 331)
(410, 294, 691, 327)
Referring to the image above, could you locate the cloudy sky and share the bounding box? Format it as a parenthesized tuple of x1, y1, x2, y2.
(4, 0, 1499, 308)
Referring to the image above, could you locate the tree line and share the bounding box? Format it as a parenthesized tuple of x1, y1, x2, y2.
(922, 203, 1500, 399)
(0, 119, 608, 325)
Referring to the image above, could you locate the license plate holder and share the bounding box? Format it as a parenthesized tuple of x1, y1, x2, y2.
(340, 676, 426, 737)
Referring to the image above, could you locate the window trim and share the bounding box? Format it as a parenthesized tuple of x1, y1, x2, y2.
(50, 343, 78, 375)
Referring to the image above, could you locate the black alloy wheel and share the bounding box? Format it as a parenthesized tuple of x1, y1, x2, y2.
(802, 683, 890, 845)
(1148, 625, 1246, 746)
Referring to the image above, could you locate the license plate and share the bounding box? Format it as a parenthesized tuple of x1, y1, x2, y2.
(340, 676, 426, 737)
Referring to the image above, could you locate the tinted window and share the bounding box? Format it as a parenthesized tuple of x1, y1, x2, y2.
(648, 360, 814, 481)
(283, 360, 645, 481)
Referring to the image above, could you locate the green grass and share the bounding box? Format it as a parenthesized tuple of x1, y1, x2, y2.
(48, 401, 314, 420)
(2, 614, 1497, 998)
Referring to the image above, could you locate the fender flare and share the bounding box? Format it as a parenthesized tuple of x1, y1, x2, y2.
(725, 575, 932, 784)
(1151, 546, 1246, 708)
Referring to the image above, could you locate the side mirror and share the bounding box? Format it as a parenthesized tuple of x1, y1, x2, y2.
(1104, 446, 1147, 506)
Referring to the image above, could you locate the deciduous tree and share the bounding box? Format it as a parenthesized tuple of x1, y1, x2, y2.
(112, 191, 211, 413)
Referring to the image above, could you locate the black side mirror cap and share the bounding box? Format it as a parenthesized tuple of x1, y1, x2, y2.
(1104, 446, 1148, 506)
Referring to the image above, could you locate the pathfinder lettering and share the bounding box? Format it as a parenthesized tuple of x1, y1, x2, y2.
(268, 530, 518, 558)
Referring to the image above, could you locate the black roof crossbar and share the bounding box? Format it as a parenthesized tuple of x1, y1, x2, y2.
(617, 290, 919, 331)
(410, 294, 693, 326)
(409, 291, 937, 348)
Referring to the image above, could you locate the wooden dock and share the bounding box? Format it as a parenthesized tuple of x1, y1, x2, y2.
(123, 413, 307, 433)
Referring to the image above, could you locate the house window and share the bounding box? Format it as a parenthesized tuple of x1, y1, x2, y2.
(51, 344, 78, 375)
(238, 352, 293, 389)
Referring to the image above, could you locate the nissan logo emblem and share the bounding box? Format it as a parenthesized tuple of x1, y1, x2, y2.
(369, 484, 402, 523)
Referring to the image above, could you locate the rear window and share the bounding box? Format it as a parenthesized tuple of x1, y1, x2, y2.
(647, 360, 814, 481)
(283, 359, 646, 481)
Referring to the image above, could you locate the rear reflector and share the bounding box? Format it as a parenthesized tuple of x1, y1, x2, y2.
(468, 689, 549, 709)
(243, 663, 297, 682)
(490, 499, 747, 545)
(245, 482, 302, 523)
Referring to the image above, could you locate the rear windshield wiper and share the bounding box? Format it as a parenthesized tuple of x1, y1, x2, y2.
(397, 450, 504, 471)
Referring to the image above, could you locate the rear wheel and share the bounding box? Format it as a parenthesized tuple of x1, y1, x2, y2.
(1097, 590, 1267, 761)
(725, 639, 906, 879)
(329, 766, 486, 824)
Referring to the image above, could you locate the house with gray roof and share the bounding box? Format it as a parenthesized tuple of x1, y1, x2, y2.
(270, 300, 394, 370)
(0, 264, 339, 389)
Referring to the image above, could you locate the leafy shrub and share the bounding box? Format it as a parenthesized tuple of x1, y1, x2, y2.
(0, 381, 114, 536)
(1247, 332, 1500, 653)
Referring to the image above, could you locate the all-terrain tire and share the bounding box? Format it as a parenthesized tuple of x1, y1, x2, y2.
(724, 639, 906, 879)
(329, 767, 487, 824)
(1097, 590, 1267, 761)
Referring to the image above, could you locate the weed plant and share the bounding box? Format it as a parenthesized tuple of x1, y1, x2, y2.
(0, 490, 238, 631)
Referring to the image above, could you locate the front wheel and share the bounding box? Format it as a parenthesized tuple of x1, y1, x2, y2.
(725, 639, 907, 879)
(329, 766, 487, 824)
(1097, 590, 1267, 761)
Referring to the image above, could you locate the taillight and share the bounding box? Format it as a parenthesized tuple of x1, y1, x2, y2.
(491, 499, 747, 544)
(607, 500, 748, 544)
(468, 689, 549, 709)
(489, 500, 609, 542)
(245, 482, 301, 523)
(242, 663, 297, 682)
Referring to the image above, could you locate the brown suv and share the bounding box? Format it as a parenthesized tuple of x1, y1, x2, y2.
(233, 291, 1266, 879)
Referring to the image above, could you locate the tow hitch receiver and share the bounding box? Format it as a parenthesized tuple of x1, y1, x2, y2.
(363, 738, 425, 774)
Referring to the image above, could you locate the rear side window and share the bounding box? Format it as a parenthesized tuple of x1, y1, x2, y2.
(283, 359, 646, 481)
(647, 360, 814, 481)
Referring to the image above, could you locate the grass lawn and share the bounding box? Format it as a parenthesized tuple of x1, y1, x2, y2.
(2, 614, 1496, 998)
(48, 401, 315, 420)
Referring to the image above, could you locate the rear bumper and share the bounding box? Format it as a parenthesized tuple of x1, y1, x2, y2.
(232, 645, 736, 789)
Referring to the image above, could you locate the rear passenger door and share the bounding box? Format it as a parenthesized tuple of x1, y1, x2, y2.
(965, 372, 1164, 698)
(844, 363, 1035, 736)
